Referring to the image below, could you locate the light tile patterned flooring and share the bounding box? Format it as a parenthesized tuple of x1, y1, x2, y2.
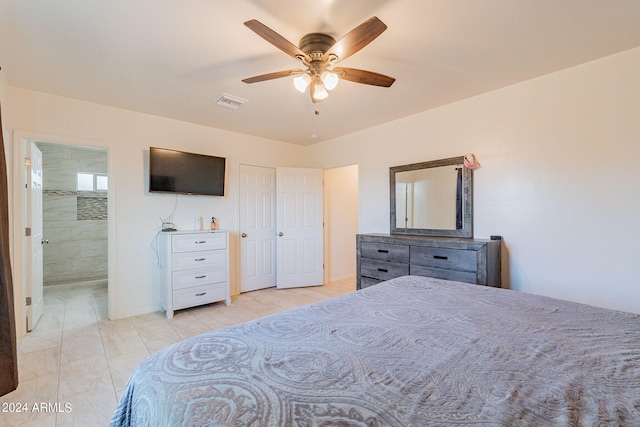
(1, 278, 355, 426)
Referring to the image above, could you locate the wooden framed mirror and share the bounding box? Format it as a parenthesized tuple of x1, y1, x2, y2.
(390, 156, 472, 238)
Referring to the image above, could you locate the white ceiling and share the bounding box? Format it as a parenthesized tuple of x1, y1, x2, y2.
(1, 0, 640, 146)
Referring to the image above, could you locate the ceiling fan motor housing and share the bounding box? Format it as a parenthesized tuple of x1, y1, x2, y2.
(299, 33, 336, 58)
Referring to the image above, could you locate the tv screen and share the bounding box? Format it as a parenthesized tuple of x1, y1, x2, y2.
(149, 147, 225, 196)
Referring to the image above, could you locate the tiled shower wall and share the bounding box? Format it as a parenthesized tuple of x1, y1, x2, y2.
(37, 142, 108, 286)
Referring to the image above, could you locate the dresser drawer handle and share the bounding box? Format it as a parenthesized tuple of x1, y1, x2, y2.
(195, 292, 207, 297)
(195, 241, 206, 244)
(377, 268, 388, 273)
(194, 258, 206, 261)
(377, 249, 389, 253)
(195, 275, 207, 279)
(433, 255, 448, 260)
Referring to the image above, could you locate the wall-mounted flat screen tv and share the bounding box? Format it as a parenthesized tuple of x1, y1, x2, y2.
(149, 147, 225, 196)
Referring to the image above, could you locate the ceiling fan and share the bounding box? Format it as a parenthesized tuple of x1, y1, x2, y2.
(242, 16, 395, 103)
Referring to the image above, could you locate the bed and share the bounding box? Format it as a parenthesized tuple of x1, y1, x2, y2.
(111, 276, 640, 426)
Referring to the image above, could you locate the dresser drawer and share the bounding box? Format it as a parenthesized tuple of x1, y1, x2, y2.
(410, 246, 477, 272)
(171, 250, 225, 271)
(172, 267, 227, 290)
(360, 276, 383, 289)
(173, 283, 227, 310)
(361, 242, 409, 263)
(361, 258, 409, 281)
(172, 233, 226, 253)
(410, 265, 477, 284)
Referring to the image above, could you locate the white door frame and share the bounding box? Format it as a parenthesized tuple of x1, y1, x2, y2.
(11, 130, 115, 338)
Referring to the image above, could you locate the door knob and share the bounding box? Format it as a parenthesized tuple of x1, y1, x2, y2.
(278, 232, 284, 237)
(241, 233, 247, 238)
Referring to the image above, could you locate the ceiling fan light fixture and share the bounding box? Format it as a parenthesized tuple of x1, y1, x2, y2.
(243, 17, 395, 103)
(312, 82, 328, 101)
(321, 71, 339, 91)
(293, 73, 311, 93)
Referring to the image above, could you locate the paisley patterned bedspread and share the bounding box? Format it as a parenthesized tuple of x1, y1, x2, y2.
(111, 276, 640, 426)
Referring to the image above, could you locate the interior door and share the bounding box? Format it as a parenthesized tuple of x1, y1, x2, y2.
(239, 165, 276, 292)
(26, 142, 44, 331)
(276, 167, 323, 289)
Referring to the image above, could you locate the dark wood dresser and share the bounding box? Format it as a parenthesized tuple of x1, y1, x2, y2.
(356, 233, 501, 290)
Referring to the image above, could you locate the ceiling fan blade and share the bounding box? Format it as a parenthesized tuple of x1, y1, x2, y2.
(244, 20, 310, 62)
(242, 69, 303, 84)
(323, 16, 387, 63)
(333, 67, 395, 87)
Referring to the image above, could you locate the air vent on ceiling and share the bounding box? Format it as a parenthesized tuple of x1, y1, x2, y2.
(214, 93, 248, 109)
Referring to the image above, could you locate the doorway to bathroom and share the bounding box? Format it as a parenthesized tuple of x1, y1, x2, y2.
(30, 141, 109, 331)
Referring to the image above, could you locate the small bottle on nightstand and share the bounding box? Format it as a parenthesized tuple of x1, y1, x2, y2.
(210, 217, 217, 230)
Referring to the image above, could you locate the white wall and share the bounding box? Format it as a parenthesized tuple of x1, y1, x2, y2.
(0, 71, 11, 193)
(307, 47, 640, 314)
(3, 87, 306, 329)
(324, 164, 358, 282)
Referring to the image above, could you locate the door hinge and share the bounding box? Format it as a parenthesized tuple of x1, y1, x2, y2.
(25, 227, 31, 237)
(26, 297, 32, 306)
(25, 157, 31, 167)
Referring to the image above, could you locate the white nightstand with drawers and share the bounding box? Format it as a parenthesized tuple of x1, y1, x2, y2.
(159, 230, 230, 319)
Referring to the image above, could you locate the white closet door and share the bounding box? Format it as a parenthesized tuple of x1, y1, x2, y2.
(276, 167, 323, 289)
(239, 165, 276, 292)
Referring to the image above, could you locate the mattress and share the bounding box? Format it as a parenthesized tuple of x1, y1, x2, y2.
(111, 275, 640, 426)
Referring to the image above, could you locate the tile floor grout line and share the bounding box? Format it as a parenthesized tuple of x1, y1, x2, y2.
(96, 284, 122, 407)
(54, 285, 69, 426)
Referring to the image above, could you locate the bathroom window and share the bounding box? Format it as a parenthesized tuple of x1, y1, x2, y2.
(95, 175, 108, 191)
(77, 173, 108, 191)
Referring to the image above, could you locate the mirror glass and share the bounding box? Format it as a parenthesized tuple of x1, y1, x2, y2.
(390, 156, 472, 238)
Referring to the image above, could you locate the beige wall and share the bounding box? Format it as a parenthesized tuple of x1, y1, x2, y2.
(324, 164, 358, 282)
(308, 47, 640, 313)
(0, 72, 11, 190)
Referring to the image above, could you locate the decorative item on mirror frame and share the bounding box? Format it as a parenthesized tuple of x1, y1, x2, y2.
(463, 153, 480, 170)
